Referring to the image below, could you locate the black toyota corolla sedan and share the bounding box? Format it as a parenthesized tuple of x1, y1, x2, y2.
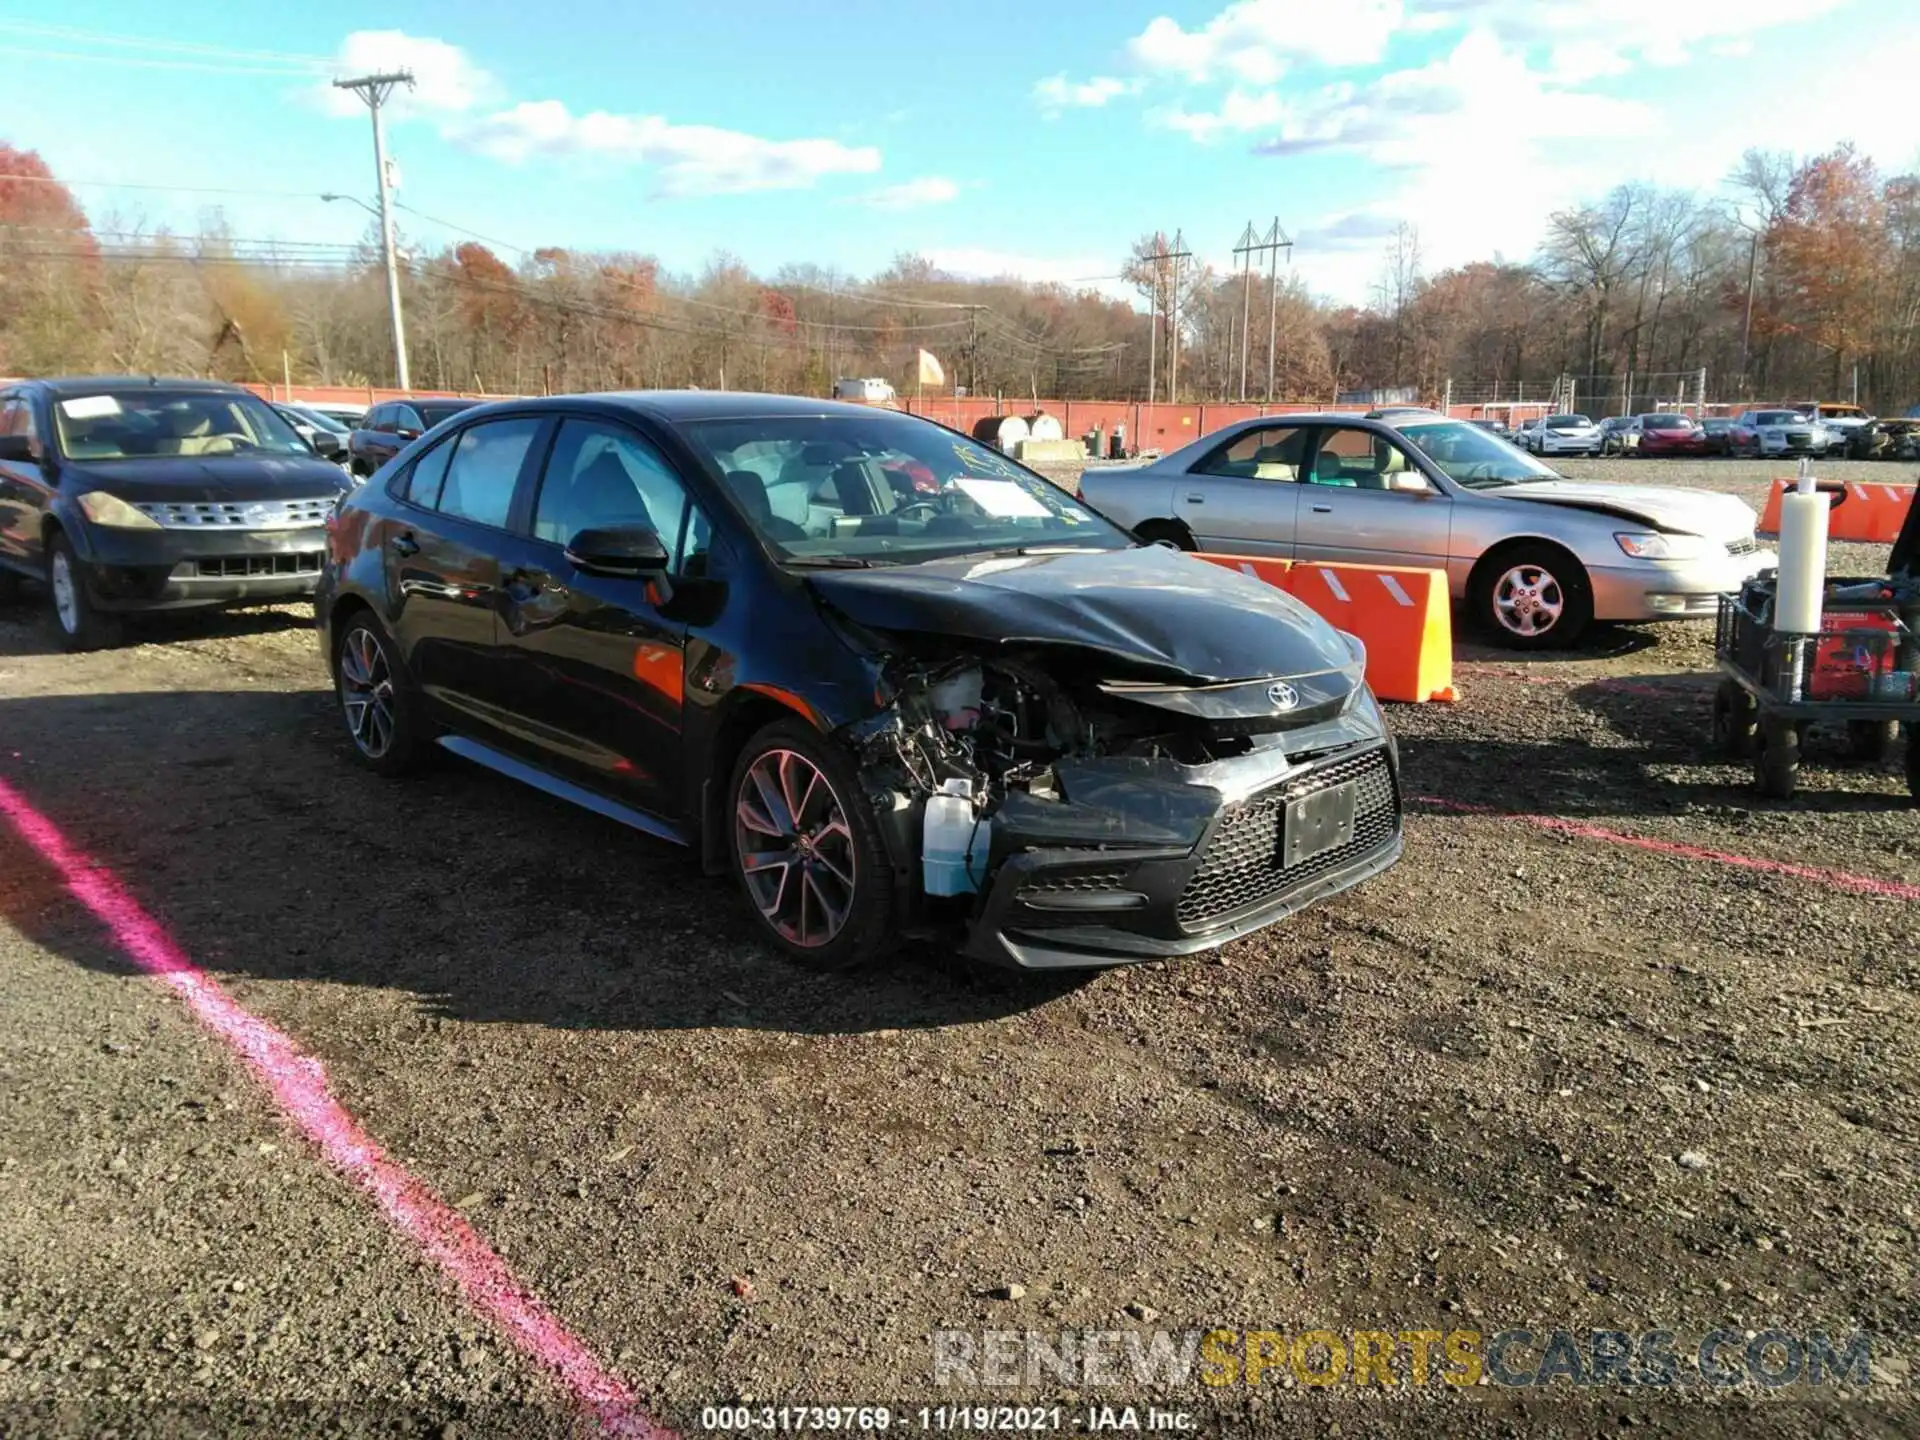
(0, 377, 354, 649)
(317, 393, 1403, 969)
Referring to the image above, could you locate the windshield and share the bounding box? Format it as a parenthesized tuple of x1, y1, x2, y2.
(54, 389, 311, 461)
(1396, 419, 1559, 489)
(418, 401, 476, 427)
(1645, 414, 1690, 428)
(683, 413, 1129, 564)
(292, 406, 350, 434)
(1544, 414, 1591, 429)
(1752, 412, 1800, 425)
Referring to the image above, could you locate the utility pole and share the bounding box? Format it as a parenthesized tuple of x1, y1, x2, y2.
(1233, 222, 1258, 401)
(1232, 218, 1293, 403)
(333, 70, 415, 390)
(966, 305, 981, 395)
(1738, 230, 1758, 396)
(1166, 229, 1192, 404)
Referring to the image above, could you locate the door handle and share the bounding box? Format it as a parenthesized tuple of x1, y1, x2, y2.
(506, 568, 553, 598)
(1310, 504, 1332, 514)
(1186, 492, 1206, 503)
(391, 532, 420, 557)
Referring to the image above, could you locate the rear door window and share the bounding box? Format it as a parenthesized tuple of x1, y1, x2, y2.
(1193, 426, 1309, 480)
(433, 418, 543, 529)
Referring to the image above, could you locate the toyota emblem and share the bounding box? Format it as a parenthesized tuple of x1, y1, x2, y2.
(1267, 681, 1299, 711)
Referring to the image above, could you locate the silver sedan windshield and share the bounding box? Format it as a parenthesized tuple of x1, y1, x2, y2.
(1396, 420, 1559, 489)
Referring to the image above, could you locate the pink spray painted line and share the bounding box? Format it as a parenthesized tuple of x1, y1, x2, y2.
(0, 776, 673, 1440)
(1412, 793, 1920, 902)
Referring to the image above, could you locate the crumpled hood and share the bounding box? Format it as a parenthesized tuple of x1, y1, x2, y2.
(1501, 479, 1757, 538)
(806, 545, 1354, 684)
(60, 454, 351, 502)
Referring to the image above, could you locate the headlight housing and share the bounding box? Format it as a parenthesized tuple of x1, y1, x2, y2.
(1616, 532, 1708, 561)
(76, 491, 161, 529)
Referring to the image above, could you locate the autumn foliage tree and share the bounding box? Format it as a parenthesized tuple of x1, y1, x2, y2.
(1762, 145, 1889, 392)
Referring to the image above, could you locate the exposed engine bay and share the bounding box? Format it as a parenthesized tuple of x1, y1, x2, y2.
(843, 646, 1380, 908)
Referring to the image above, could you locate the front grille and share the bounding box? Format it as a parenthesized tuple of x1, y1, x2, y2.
(1176, 747, 1399, 931)
(186, 552, 324, 579)
(1020, 866, 1134, 898)
(1726, 536, 1759, 557)
(136, 497, 336, 530)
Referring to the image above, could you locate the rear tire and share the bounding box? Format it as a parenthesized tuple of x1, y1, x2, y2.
(1848, 719, 1897, 764)
(44, 533, 124, 651)
(1754, 718, 1800, 799)
(727, 718, 896, 969)
(1132, 519, 1195, 551)
(1712, 680, 1756, 759)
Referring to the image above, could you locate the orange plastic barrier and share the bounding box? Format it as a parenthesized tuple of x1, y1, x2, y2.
(1196, 552, 1457, 704)
(1757, 477, 1915, 543)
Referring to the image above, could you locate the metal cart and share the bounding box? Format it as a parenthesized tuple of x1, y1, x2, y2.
(1710, 486, 1920, 801)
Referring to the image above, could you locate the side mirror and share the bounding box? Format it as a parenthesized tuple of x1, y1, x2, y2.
(1390, 471, 1431, 494)
(564, 525, 670, 579)
(310, 431, 344, 459)
(0, 434, 35, 463)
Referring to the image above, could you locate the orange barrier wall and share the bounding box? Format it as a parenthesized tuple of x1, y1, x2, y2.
(1758, 478, 1916, 544)
(1195, 552, 1456, 704)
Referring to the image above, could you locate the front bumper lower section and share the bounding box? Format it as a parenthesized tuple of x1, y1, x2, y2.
(961, 737, 1403, 969)
(76, 525, 329, 612)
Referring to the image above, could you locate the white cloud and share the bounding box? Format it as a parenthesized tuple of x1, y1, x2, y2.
(455, 100, 881, 195)
(1032, 74, 1139, 115)
(1128, 0, 1405, 83)
(319, 30, 494, 118)
(859, 177, 961, 209)
(1405, 0, 1842, 73)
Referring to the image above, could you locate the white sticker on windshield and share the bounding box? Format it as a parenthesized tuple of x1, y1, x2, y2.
(58, 395, 123, 419)
(953, 477, 1050, 519)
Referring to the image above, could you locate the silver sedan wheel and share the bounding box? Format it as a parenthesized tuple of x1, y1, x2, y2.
(50, 549, 79, 634)
(1492, 564, 1566, 638)
(337, 626, 397, 759)
(735, 748, 856, 949)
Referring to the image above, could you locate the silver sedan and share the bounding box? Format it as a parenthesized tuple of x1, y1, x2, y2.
(1080, 412, 1775, 649)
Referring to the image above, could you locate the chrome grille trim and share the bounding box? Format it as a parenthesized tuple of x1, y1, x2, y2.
(134, 497, 337, 530)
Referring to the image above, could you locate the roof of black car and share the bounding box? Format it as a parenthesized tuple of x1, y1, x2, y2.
(30, 376, 255, 395)
(539, 391, 913, 423)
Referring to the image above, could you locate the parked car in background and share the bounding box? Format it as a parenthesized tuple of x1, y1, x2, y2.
(1700, 417, 1738, 455)
(0, 377, 352, 649)
(1511, 418, 1543, 451)
(1529, 414, 1604, 457)
(1793, 402, 1870, 456)
(1470, 418, 1510, 436)
(1849, 416, 1920, 460)
(1729, 410, 1821, 458)
(347, 398, 481, 477)
(1597, 415, 1641, 456)
(319, 393, 1404, 970)
(301, 400, 367, 428)
(1078, 412, 1772, 650)
(1635, 413, 1708, 458)
(274, 402, 349, 463)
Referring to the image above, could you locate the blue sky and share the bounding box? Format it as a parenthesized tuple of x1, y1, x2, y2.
(4, 1, 1917, 303)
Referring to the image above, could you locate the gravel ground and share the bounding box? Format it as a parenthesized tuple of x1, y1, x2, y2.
(0, 458, 1915, 1438)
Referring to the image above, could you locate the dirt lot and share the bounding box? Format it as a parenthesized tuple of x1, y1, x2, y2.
(0, 457, 1915, 1438)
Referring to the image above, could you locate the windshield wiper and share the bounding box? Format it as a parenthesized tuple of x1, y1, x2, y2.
(782, 555, 879, 569)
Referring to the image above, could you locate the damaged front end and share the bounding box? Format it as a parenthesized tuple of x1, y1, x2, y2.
(841, 641, 1404, 969)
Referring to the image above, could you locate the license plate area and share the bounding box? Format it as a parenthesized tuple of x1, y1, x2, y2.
(1282, 782, 1357, 868)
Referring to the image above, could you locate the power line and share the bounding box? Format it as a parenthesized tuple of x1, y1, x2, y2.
(0, 20, 330, 65)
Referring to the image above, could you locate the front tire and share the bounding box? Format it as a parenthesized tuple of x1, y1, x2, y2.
(1712, 680, 1757, 758)
(45, 533, 124, 651)
(1754, 719, 1800, 799)
(331, 611, 427, 775)
(728, 718, 896, 968)
(1471, 544, 1593, 650)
